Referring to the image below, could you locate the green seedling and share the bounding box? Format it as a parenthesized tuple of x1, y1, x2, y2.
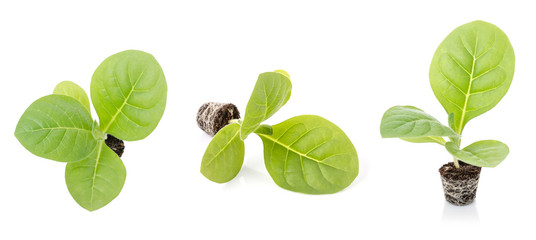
(15, 50, 167, 211)
(199, 70, 359, 194)
(380, 20, 514, 169)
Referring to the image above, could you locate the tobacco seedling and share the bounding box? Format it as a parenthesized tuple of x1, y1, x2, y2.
(199, 70, 359, 194)
(380, 20, 514, 169)
(15, 50, 167, 211)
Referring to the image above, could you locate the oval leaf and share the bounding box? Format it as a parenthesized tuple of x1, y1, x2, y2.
(15, 95, 98, 162)
(430, 20, 515, 134)
(91, 50, 167, 141)
(257, 115, 358, 194)
(240, 71, 292, 140)
(380, 106, 457, 141)
(445, 140, 509, 167)
(201, 124, 245, 183)
(65, 141, 126, 211)
(53, 81, 91, 112)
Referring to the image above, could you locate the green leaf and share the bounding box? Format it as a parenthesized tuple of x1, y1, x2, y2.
(15, 95, 98, 162)
(445, 140, 509, 167)
(65, 141, 126, 211)
(274, 69, 290, 79)
(380, 106, 457, 143)
(447, 112, 461, 146)
(201, 124, 245, 183)
(448, 112, 455, 130)
(430, 20, 515, 134)
(254, 124, 273, 135)
(240, 71, 292, 140)
(53, 81, 91, 113)
(91, 50, 167, 141)
(257, 115, 358, 194)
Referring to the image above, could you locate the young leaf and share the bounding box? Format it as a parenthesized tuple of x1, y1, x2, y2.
(254, 124, 273, 135)
(240, 71, 292, 140)
(445, 140, 509, 167)
(447, 112, 460, 145)
(430, 20, 515, 134)
(65, 141, 126, 211)
(257, 115, 358, 194)
(53, 81, 91, 112)
(201, 124, 245, 183)
(15, 95, 98, 163)
(380, 106, 457, 143)
(274, 69, 290, 79)
(91, 50, 167, 141)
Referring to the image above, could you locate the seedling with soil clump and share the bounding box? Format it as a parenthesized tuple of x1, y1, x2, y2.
(15, 50, 167, 211)
(380, 20, 515, 206)
(197, 70, 359, 194)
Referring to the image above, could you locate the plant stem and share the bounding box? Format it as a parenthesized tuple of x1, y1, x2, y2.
(453, 131, 462, 169)
(228, 119, 241, 125)
(431, 136, 446, 145)
(453, 158, 460, 168)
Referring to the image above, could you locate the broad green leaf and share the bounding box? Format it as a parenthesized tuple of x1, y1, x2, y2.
(91, 50, 167, 141)
(380, 106, 457, 143)
(53, 81, 91, 112)
(445, 140, 509, 167)
(240, 71, 292, 140)
(15, 95, 98, 162)
(65, 141, 126, 211)
(201, 124, 245, 183)
(257, 115, 358, 194)
(430, 20, 515, 134)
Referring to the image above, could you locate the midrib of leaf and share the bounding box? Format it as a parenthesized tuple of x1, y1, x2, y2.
(22, 126, 91, 133)
(89, 140, 105, 209)
(402, 136, 446, 145)
(248, 79, 270, 129)
(259, 133, 346, 171)
(242, 79, 271, 139)
(458, 33, 478, 134)
(101, 69, 145, 133)
(205, 129, 240, 166)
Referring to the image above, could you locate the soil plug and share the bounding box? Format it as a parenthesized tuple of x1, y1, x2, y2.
(196, 102, 240, 136)
(439, 162, 481, 205)
(105, 134, 125, 157)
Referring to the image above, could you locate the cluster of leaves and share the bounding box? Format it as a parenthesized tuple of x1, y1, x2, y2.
(380, 20, 514, 168)
(15, 50, 167, 211)
(201, 70, 359, 194)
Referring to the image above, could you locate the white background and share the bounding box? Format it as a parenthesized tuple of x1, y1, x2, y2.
(1, 0, 534, 239)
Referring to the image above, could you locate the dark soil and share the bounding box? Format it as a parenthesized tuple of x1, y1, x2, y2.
(105, 134, 125, 157)
(196, 102, 240, 136)
(438, 161, 481, 206)
(439, 161, 481, 180)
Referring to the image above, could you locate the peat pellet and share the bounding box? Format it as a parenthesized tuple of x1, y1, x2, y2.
(105, 134, 125, 157)
(197, 102, 240, 136)
(438, 161, 482, 206)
